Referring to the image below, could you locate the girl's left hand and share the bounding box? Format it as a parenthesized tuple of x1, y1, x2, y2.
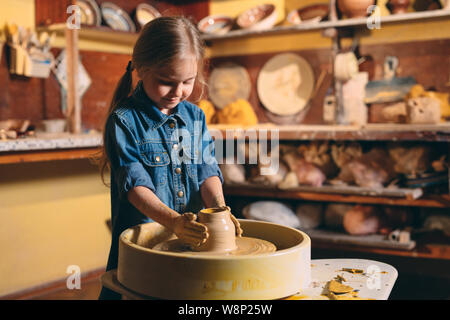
(221, 206, 243, 237)
(230, 213, 243, 237)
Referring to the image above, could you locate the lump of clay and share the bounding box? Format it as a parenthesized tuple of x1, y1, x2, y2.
(387, 143, 432, 177)
(343, 205, 384, 235)
(336, 148, 395, 188)
(198, 99, 216, 124)
(242, 201, 301, 229)
(406, 97, 441, 124)
(220, 163, 246, 184)
(331, 142, 362, 169)
(283, 153, 326, 187)
(324, 203, 354, 230)
(297, 141, 338, 177)
(216, 99, 258, 126)
(423, 214, 450, 237)
(278, 171, 299, 189)
(295, 203, 324, 229)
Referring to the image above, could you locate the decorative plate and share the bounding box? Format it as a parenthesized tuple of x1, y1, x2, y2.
(77, 0, 101, 26)
(135, 3, 161, 28)
(257, 53, 314, 116)
(101, 2, 136, 32)
(208, 62, 251, 109)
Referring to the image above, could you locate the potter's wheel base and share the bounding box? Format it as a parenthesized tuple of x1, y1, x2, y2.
(152, 236, 276, 256)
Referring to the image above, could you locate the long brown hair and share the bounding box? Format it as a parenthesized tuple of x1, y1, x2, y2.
(96, 16, 206, 186)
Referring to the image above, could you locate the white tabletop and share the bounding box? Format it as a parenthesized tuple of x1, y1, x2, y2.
(286, 259, 398, 300)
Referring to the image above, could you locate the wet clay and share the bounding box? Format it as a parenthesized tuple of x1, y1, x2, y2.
(152, 236, 276, 256)
(153, 207, 276, 256)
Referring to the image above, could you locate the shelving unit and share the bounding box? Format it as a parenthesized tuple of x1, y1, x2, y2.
(202, 9, 450, 41)
(36, 9, 450, 55)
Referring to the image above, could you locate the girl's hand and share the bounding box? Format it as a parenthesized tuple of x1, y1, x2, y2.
(229, 212, 243, 237)
(173, 213, 209, 247)
(219, 206, 243, 237)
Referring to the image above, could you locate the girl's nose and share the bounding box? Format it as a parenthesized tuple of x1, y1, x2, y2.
(173, 83, 183, 97)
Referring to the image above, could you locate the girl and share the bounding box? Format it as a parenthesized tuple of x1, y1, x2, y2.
(98, 17, 242, 300)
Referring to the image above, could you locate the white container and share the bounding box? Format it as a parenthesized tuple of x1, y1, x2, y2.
(41, 119, 67, 133)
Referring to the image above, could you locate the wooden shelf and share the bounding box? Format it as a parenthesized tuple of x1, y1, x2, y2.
(202, 9, 450, 41)
(209, 123, 450, 142)
(38, 10, 450, 53)
(0, 147, 101, 164)
(312, 241, 450, 260)
(223, 184, 450, 208)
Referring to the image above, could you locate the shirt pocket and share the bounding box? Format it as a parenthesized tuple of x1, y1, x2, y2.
(140, 149, 170, 187)
(179, 145, 198, 180)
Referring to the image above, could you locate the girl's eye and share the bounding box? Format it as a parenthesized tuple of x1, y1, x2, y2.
(184, 79, 194, 85)
(159, 80, 173, 86)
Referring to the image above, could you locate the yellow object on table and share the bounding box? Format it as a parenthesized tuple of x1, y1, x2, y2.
(406, 84, 450, 120)
(198, 99, 216, 124)
(216, 99, 258, 126)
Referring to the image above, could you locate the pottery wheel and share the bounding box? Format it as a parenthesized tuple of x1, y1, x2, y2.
(152, 236, 276, 256)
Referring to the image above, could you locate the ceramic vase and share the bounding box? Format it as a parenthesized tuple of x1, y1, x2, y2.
(389, 0, 410, 13)
(195, 206, 237, 252)
(338, 0, 375, 18)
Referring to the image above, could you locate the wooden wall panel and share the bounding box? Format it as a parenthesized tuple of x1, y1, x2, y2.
(35, 0, 73, 26)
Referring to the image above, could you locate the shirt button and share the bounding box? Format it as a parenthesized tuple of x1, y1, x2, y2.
(173, 144, 179, 150)
(177, 190, 184, 197)
(169, 122, 175, 129)
(175, 167, 181, 174)
(155, 156, 161, 162)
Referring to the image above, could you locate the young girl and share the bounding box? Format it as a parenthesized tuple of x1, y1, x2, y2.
(98, 16, 242, 300)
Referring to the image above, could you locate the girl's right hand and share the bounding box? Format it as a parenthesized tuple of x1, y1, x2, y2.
(173, 213, 209, 247)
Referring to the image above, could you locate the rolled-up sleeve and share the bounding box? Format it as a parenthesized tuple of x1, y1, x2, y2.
(105, 114, 155, 199)
(196, 110, 223, 186)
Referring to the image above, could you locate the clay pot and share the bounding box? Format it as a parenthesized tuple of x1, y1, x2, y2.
(195, 206, 237, 252)
(338, 0, 375, 18)
(389, 0, 410, 13)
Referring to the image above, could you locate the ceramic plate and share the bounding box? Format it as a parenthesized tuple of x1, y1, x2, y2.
(101, 2, 136, 32)
(257, 53, 314, 116)
(135, 3, 161, 28)
(77, 0, 101, 26)
(208, 62, 251, 109)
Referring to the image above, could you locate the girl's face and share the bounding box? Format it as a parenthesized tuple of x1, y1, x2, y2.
(138, 54, 198, 114)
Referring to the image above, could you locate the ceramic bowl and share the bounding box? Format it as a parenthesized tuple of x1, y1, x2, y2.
(135, 3, 161, 28)
(197, 14, 234, 35)
(287, 4, 329, 25)
(236, 4, 278, 31)
(41, 119, 67, 133)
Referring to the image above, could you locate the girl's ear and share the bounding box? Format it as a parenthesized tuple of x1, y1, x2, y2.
(136, 67, 144, 80)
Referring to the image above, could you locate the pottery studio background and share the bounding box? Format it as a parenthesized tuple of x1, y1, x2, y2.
(0, 0, 449, 299)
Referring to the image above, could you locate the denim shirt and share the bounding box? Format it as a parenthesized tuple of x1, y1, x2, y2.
(104, 80, 223, 271)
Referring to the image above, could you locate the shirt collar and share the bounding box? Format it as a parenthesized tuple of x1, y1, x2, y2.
(132, 81, 188, 129)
